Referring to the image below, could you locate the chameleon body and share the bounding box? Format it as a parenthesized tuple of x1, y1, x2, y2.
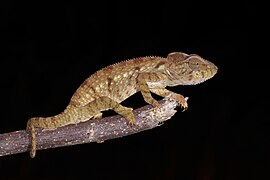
(27, 52, 218, 157)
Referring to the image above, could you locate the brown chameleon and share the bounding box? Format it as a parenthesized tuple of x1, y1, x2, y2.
(27, 52, 218, 158)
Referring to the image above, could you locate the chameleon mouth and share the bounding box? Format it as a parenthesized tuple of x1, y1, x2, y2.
(166, 69, 175, 80)
(194, 66, 218, 85)
(182, 66, 218, 85)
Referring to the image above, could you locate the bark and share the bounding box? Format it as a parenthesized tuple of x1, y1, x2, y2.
(0, 99, 178, 157)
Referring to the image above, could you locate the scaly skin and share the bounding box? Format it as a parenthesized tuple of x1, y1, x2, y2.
(27, 52, 218, 157)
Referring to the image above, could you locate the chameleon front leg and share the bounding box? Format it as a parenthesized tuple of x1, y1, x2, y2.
(136, 73, 162, 107)
(150, 88, 188, 110)
(136, 72, 188, 110)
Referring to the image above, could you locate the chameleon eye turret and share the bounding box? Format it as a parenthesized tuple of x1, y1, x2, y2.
(166, 52, 217, 85)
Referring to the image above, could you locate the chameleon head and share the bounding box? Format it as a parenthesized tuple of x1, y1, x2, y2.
(166, 52, 218, 85)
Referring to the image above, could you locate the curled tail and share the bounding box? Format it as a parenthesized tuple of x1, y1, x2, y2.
(26, 109, 78, 158)
(26, 118, 38, 158)
(26, 106, 98, 158)
(26, 116, 61, 158)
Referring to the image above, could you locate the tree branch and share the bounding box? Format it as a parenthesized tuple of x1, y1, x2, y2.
(0, 98, 179, 157)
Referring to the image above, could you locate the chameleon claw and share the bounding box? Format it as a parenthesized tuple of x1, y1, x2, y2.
(181, 97, 188, 112)
(167, 93, 188, 111)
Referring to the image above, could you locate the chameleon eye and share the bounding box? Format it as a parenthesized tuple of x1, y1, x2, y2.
(188, 58, 201, 70)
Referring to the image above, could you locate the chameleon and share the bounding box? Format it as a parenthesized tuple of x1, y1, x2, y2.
(26, 52, 218, 158)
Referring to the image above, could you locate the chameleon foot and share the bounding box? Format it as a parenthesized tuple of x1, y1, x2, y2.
(151, 99, 161, 108)
(167, 93, 188, 111)
(118, 107, 135, 125)
(112, 106, 135, 125)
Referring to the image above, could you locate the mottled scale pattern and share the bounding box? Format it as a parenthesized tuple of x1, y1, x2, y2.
(26, 52, 218, 158)
(69, 56, 168, 107)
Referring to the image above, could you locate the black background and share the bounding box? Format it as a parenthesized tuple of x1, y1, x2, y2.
(1, 1, 267, 180)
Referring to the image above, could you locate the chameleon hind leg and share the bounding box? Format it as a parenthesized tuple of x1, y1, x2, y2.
(83, 96, 135, 124)
(26, 97, 134, 158)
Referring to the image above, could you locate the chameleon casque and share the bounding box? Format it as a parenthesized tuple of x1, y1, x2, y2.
(27, 52, 218, 158)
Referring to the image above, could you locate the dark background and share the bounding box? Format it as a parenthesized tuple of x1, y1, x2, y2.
(0, 1, 267, 180)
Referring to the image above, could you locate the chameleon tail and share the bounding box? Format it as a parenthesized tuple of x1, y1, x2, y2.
(26, 110, 77, 158)
(26, 119, 37, 158)
(26, 107, 94, 158)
